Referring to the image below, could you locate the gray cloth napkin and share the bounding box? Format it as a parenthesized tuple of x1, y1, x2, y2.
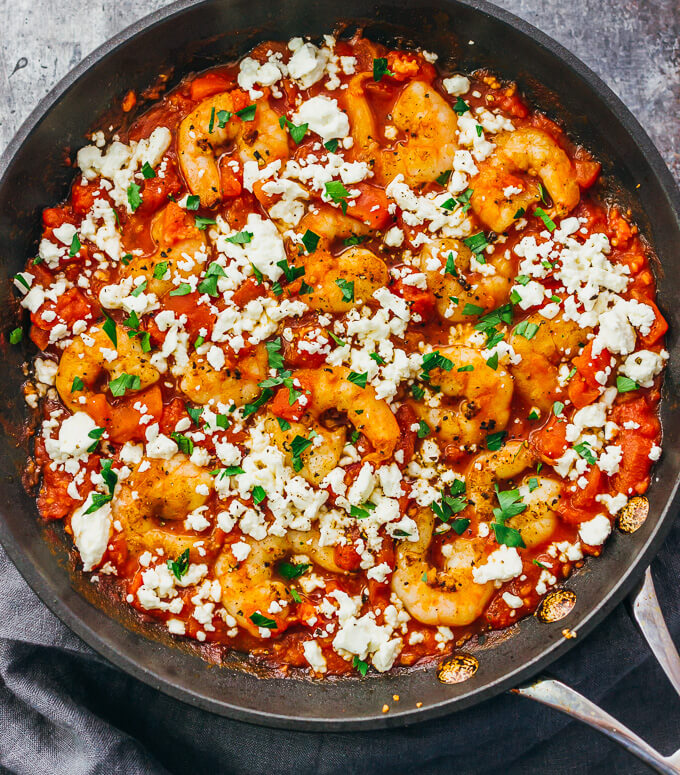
(1, 518, 679, 774)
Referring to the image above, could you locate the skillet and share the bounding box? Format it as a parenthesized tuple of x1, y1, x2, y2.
(0, 0, 679, 731)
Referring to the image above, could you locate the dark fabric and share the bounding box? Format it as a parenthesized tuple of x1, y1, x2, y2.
(1, 518, 679, 775)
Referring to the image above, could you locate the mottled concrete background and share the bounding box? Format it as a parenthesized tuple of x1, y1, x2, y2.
(0, 0, 678, 180)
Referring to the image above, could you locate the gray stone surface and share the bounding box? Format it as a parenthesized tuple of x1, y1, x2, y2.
(1, 0, 678, 180)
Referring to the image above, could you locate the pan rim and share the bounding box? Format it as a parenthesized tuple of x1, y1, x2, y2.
(1, 0, 679, 731)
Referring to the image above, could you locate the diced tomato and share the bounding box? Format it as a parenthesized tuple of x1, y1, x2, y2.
(30, 325, 50, 351)
(345, 183, 391, 229)
(557, 466, 603, 525)
(163, 292, 216, 340)
(270, 385, 307, 422)
(102, 531, 129, 570)
(487, 85, 529, 118)
(231, 277, 266, 308)
(635, 298, 668, 347)
(611, 431, 655, 496)
(334, 542, 362, 572)
(610, 398, 659, 437)
(122, 90, 137, 112)
(42, 205, 73, 230)
(218, 157, 243, 199)
(573, 341, 611, 389)
(161, 200, 202, 244)
(108, 386, 164, 444)
(607, 206, 636, 248)
(31, 288, 94, 332)
(281, 326, 327, 369)
(568, 373, 600, 409)
(160, 397, 188, 435)
(395, 403, 418, 465)
(531, 415, 568, 461)
(392, 275, 436, 322)
(70, 182, 99, 215)
(572, 147, 601, 189)
(136, 164, 183, 215)
(35, 436, 97, 520)
(384, 51, 436, 83)
(189, 71, 234, 101)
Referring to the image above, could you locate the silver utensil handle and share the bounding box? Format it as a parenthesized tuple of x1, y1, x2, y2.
(514, 568, 680, 774)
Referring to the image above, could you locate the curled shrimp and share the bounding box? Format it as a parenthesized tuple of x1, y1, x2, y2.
(379, 80, 459, 187)
(411, 345, 513, 448)
(56, 323, 160, 412)
(180, 344, 268, 407)
(466, 441, 561, 548)
(178, 90, 288, 207)
(392, 508, 494, 626)
(509, 313, 589, 412)
(113, 454, 214, 556)
(419, 238, 513, 321)
(295, 366, 400, 459)
(216, 535, 293, 637)
(215, 523, 354, 639)
(304, 245, 389, 313)
(470, 127, 580, 233)
(295, 207, 387, 312)
(264, 414, 345, 486)
(121, 202, 207, 297)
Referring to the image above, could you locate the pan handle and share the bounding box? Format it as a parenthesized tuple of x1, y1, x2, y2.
(513, 568, 680, 775)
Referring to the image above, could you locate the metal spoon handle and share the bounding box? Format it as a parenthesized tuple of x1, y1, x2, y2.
(514, 568, 680, 774)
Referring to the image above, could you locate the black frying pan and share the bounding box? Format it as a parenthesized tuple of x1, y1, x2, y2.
(0, 0, 679, 731)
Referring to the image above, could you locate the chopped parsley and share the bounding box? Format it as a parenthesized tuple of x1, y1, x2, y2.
(486, 430, 507, 451)
(324, 139, 339, 152)
(291, 434, 314, 471)
(167, 548, 190, 581)
(535, 206, 556, 232)
(249, 611, 277, 629)
(453, 97, 470, 115)
(353, 656, 369, 676)
(102, 316, 117, 347)
(141, 162, 156, 179)
(348, 371, 368, 388)
(278, 116, 308, 144)
(71, 376, 84, 392)
(617, 375, 639, 393)
(302, 229, 320, 254)
(127, 182, 142, 212)
(278, 561, 311, 580)
(335, 277, 355, 302)
(417, 420, 430, 438)
(325, 180, 350, 213)
(171, 432, 194, 455)
(109, 372, 141, 397)
(225, 229, 253, 245)
(186, 195, 200, 210)
(194, 215, 217, 230)
(69, 233, 81, 257)
(463, 231, 490, 255)
(372, 57, 394, 81)
(9, 327, 22, 345)
(431, 479, 467, 523)
(574, 440, 597, 465)
(153, 261, 169, 280)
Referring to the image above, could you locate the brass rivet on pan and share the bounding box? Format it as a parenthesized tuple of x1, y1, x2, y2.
(617, 496, 649, 534)
(536, 589, 576, 623)
(436, 653, 479, 684)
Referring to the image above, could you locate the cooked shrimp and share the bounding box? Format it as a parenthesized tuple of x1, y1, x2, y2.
(178, 90, 288, 207)
(287, 529, 350, 574)
(179, 344, 268, 407)
(113, 454, 213, 556)
(470, 127, 580, 233)
(379, 80, 459, 186)
(298, 204, 371, 249)
(295, 366, 400, 459)
(264, 414, 345, 486)
(121, 202, 207, 297)
(411, 345, 513, 448)
(509, 313, 589, 412)
(56, 323, 160, 413)
(392, 509, 494, 626)
(303, 246, 389, 313)
(216, 535, 293, 637)
(419, 238, 513, 321)
(466, 441, 561, 547)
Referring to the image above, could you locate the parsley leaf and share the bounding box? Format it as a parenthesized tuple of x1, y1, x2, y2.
(486, 430, 507, 451)
(225, 230, 253, 244)
(278, 561, 310, 580)
(167, 548, 190, 581)
(141, 162, 155, 179)
(279, 116, 308, 144)
(535, 206, 556, 232)
(109, 372, 141, 397)
(171, 432, 194, 455)
(69, 233, 81, 257)
(71, 376, 84, 392)
(127, 183, 142, 212)
(453, 97, 471, 115)
(9, 327, 22, 345)
(353, 655, 369, 676)
(302, 230, 320, 254)
(617, 375, 639, 393)
(348, 371, 368, 388)
(335, 277, 354, 302)
(250, 611, 277, 629)
(102, 316, 117, 347)
(372, 57, 394, 82)
(153, 261, 169, 280)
